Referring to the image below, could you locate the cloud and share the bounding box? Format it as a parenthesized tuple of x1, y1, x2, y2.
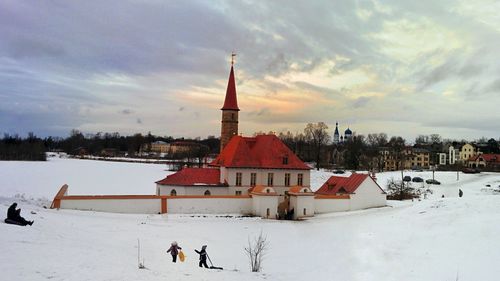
(0, 0, 499, 140)
(352, 97, 371, 108)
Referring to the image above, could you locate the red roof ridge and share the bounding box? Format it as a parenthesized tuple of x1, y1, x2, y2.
(210, 134, 310, 170)
(315, 173, 373, 195)
(249, 185, 278, 195)
(156, 168, 224, 186)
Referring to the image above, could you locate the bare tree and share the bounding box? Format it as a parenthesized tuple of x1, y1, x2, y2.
(304, 122, 330, 170)
(244, 232, 269, 272)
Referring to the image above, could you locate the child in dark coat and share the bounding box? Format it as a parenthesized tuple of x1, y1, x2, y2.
(6, 203, 33, 226)
(167, 241, 182, 263)
(195, 245, 209, 268)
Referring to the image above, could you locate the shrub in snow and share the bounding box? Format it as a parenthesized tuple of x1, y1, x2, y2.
(244, 232, 268, 272)
(386, 178, 430, 200)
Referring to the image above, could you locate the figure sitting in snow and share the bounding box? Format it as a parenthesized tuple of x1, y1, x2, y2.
(5, 202, 33, 226)
(167, 241, 182, 263)
(195, 245, 209, 268)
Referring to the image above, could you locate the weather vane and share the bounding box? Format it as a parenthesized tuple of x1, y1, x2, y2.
(231, 52, 236, 66)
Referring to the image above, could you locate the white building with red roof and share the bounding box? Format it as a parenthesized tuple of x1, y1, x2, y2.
(315, 173, 386, 213)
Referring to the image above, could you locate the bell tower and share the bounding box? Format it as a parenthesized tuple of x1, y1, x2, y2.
(220, 53, 239, 152)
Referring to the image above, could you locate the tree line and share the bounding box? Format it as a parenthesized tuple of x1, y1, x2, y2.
(0, 130, 220, 161)
(0, 133, 47, 161)
(277, 122, 500, 171)
(2, 125, 499, 166)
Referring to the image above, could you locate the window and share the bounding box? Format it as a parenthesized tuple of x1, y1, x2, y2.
(235, 190, 242, 196)
(231, 113, 235, 120)
(267, 173, 274, 186)
(236, 172, 242, 186)
(204, 190, 211, 196)
(250, 173, 257, 186)
(266, 208, 270, 218)
(297, 173, 303, 186)
(303, 208, 306, 215)
(170, 189, 177, 196)
(283, 156, 288, 165)
(285, 173, 290, 186)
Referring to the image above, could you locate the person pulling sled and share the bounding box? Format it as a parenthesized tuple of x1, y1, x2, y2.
(195, 245, 209, 268)
(167, 241, 182, 263)
(195, 245, 223, 270)
(5, 203, 33, 226)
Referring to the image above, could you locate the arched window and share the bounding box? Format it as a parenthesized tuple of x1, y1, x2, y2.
(204, 190, 211, 196)
(170, 189, 177, 196)
(303, 208, 307, 215)
(266, 208, 270, 218)
(266, 188, 271, 193)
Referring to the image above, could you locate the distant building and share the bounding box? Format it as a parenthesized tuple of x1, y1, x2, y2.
(332, 122, 353, 144)
(333, 122, 340, 144)
(150, 141, 169, 153)
(459, 143, 477, 163)
(467, 154, 500, 170)
(344, 127, 352, 140)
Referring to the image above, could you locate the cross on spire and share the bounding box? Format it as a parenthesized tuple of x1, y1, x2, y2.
(231, 52, 236, 66)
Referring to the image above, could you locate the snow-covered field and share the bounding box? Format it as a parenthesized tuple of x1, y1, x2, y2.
(1, 158, 500, 281)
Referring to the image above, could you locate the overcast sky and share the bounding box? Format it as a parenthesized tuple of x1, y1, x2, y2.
(1, 0, 499, 141)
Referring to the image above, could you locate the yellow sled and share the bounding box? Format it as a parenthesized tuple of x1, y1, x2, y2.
(178, 250, 185, 262)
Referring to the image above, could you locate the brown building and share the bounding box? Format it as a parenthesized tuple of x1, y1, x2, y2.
(220, 60, 239, 152)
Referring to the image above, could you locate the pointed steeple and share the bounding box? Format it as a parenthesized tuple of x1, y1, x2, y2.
(221, 65, 239, 111)
(220, 54, 240, 152)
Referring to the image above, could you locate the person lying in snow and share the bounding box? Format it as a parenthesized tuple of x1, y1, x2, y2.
(195, 245, 209, 268)
(167, 241, 182, 263)
(5, 203, 33, 226)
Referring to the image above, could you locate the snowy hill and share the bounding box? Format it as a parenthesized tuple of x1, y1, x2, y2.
(1, 158, 500, 280)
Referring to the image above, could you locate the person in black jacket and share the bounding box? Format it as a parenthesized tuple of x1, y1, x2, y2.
(6, 203, 33, 226)
(195, 245, 209, 268)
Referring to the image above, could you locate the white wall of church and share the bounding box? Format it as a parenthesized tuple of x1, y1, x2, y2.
(61, 199, 161, 214)
(252, 195, 278, 219)
(157, 184, 229, 196)
(289, 195, 315, 219)
(350, 179, 387, 210)
(167, 197, 252, 214)
(225, 168, 310, 192)
(314, 198, 350, 213)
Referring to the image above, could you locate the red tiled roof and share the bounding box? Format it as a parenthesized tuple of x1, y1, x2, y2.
(315, 173, 384, 195)
(210, 134, 310, 170)
(221, 66, 239, 111)
(155, 168, 224, 186)
(469, 154, 500, 163)
(288, 186, 314, 196)
(248, 185, 277, 195)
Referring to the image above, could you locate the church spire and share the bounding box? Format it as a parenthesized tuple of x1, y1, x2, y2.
(220, 54, 240, 152)
(221, 53, 239, 111)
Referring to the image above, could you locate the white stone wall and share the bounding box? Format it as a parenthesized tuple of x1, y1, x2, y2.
(252, 195, 278, 219)
(167, 197, 252, 215)
(60, 199, 161, 214)
(289, 195, 315, 219)
(350, 179, 387, 210)
(157, 184, 229, 196)
(314, 198, 350, 213)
